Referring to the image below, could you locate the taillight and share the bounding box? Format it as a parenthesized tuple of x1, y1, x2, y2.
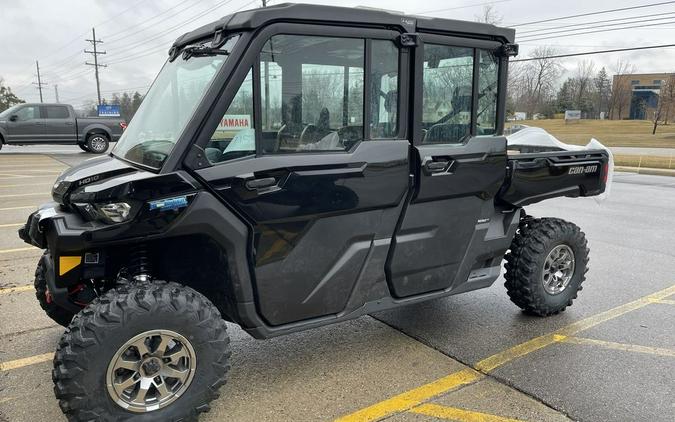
(602, 163, 608, 184)
(120, 122, 127, 130)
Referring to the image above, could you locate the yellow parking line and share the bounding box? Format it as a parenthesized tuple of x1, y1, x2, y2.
(410, 403, 524, 422)
(475, 283, 675, 372)
(0, 205, 35, 211)
(0, 247, 38, 254)
(337, 283, 675, 421)
(0, 353, 53, 372)
(649, 298, 675, 305)
(0, 285, 32, 295)
(334, 369, 481, 422)
(554, 335, 675, 358)
(0, 223, 24, 228)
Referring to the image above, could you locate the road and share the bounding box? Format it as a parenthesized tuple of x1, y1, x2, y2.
(0, 146, 673, 422)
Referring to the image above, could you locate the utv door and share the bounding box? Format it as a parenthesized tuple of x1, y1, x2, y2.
(387, 36, 508, 297)
(193, 27, 409, 326)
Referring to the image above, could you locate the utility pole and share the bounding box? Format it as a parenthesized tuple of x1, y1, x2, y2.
(85, 27, 107, 106)
(33, 60, 47, 103)
(54, 85, 60, 103)
(261, 0, 267, 6)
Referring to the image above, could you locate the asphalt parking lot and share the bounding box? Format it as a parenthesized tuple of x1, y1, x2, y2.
(0, 146, 673, 422)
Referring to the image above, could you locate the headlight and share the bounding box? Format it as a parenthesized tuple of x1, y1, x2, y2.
(96, 202, 132, 223)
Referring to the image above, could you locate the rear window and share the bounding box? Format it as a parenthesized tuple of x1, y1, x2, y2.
(44, 106, 69, 119)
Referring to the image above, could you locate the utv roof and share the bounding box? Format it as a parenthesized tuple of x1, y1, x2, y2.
(172, 3, 515, 50)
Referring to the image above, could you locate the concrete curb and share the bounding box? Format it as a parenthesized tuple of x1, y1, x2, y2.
(615, 166, 675, 177)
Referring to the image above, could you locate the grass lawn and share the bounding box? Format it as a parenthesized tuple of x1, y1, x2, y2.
(507, 119, 675, 148)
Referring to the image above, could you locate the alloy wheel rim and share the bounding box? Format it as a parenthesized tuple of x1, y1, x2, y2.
(542, 244, 575, 295)
(106, 329, 197, 413)
(90, 136, 106, 152)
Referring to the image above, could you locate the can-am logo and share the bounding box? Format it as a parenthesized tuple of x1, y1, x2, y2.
(568, 165, 598, 175)
(78, 175, 100, 186)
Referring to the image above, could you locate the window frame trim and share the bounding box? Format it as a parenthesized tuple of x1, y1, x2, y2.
(187, 23, 402, 168)
(412, 32, 503, 146)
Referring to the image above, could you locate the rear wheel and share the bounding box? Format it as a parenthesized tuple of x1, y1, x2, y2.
(86, 133, 109, 154)
(504, 217, 589, 316)
(34, 252, 76, 327)
(53, 281, 230, 421)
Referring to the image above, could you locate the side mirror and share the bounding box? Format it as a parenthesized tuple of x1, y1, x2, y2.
(9, 115, 18, 122)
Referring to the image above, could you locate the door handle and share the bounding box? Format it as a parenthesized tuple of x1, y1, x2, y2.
(424, 159, 452, 175)
(245, 177, 276, 190)
(65, 122, 74, 126)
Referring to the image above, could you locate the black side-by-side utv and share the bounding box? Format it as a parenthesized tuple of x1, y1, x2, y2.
(19, 4, 610, 420)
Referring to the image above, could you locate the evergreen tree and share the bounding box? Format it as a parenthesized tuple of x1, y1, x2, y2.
(0, 78, 25, 112)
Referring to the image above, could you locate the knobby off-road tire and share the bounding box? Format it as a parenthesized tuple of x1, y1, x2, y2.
(34, 252, 76, 327)
(53, 281, 231, 422)
(504, 217, 589, 316)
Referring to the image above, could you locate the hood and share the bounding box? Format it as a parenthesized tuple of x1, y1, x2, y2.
(52, 155, 140, 204)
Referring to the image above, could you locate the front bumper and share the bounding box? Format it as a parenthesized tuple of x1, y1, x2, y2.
(18, 202, 88, 251)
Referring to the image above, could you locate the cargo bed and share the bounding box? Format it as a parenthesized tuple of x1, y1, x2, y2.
(498, 149, 610, 207)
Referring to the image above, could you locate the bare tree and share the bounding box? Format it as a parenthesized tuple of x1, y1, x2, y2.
(652, 75, 675, 133)
(608, 59, 636, 120)
(574, 60, 595, 116)
(661, 74, 675, 125)
(474, 5, 503, 25)
(508, 46, 562, 118)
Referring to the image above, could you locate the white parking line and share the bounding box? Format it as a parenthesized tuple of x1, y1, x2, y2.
(0, 193, 51, 198)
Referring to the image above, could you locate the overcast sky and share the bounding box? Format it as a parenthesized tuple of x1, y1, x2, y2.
(2, 0, 674, 106)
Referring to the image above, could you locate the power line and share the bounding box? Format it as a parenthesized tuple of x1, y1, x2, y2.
(517, 10, 675, 35)
(105, 0, 238, 60)
(510, 1, 675, 27)
(415, 0, 512, 15)
(511, 43, 675, 62)
(85, 28, 107, 105)
(518, 19, 675, 42)
(518, 14, 675, 40)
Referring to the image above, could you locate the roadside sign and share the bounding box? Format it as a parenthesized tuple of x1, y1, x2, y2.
(98, 105, 120, 117)
(564, 110, 581, 123)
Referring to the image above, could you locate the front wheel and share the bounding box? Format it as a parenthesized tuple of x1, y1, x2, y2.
(78, 143, 90, 152)
(504, 217, 589, 316)
(86, 134, 109, 154)
(53, 281, 231, 421)
(34, 252, 76, 327)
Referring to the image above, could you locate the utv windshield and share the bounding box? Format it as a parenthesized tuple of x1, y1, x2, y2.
(112, 35, 239, 169)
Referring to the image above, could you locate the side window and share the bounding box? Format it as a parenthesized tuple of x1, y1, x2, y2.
(259, 35, 365, 153)
(15, 105, 38, 121)
(206, 69, 254, 164)
(477, 50, 499, 135)
(44, 106, 69, 119)
(422, 44, 474, 144)
(370, 40, 399, 139)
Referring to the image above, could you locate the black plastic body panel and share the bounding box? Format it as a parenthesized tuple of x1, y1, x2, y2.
(498, 149, 609, 207)
(195, 140, 410, 325)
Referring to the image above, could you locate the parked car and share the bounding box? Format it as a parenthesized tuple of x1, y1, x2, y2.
(19, 4, 611, 421)
(0, 103, 125, 153)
